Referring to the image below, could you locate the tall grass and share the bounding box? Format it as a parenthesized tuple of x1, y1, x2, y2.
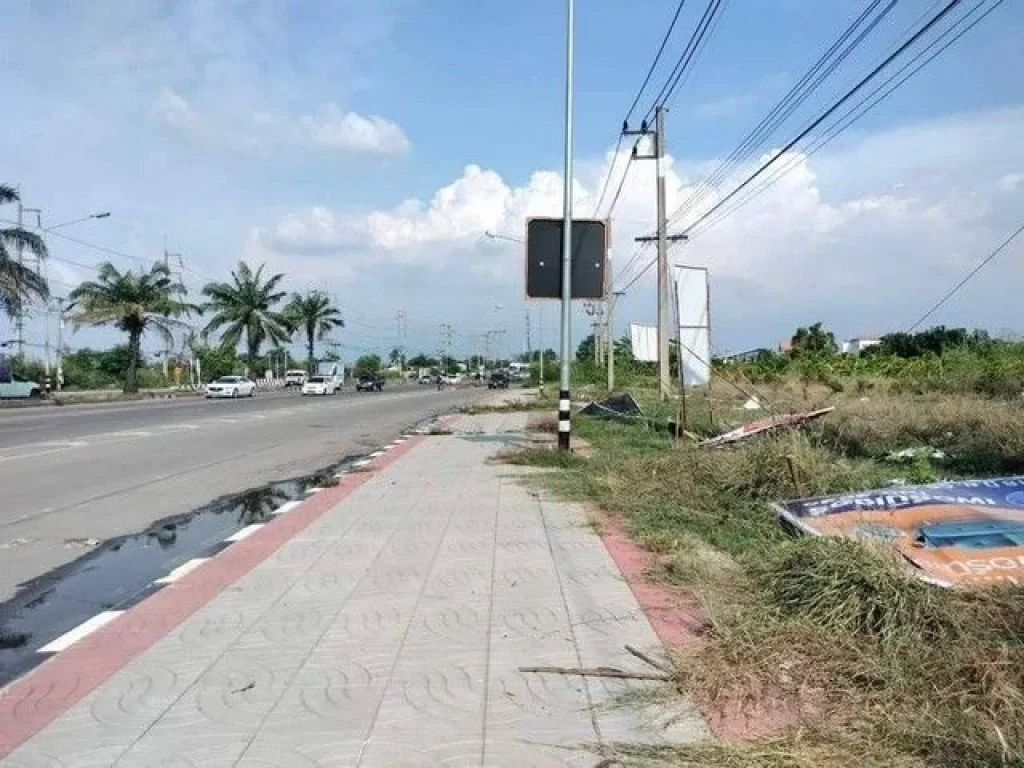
(509, 389, 1024, 767)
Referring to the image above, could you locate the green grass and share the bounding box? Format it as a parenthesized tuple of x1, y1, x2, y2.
(509, 384, 1024, 768)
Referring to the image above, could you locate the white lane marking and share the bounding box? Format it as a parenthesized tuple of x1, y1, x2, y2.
(352, 459, 371, 468)
(273, 500, 302, 515)
(38, 610, 125, 653)
(369, 450, 385, 458)
(218, 418, 239, 424)
(305, 486, 324, 495)
(225, 524, 263, 542)
(154, 557, 209, 584)
(110, 430, 152, 438)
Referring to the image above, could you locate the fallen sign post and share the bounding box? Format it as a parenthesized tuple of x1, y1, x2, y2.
(699, 407, 835, 448)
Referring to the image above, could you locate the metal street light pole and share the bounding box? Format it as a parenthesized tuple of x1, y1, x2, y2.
(557, 0, 575, 451)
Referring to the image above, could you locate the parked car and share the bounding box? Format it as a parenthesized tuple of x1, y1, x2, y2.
(302, 375, 333, 396)
(356, 373, 383, 392)
(205, 375, 256, 398)
(487, 371, 509, 389)
(284, 369, 308, 387)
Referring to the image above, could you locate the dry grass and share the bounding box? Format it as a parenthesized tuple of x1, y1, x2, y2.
(522, 394, 1024, 767)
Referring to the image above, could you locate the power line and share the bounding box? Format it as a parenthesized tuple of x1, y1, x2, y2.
(677, 0, 969, 238)
(667, 0, 898, 228)
(601, 138, 641, 219)
(661, 0, 731, 111)
(625, 0, 689, 122)
(687, 0, 1004, 239)
(907, 221, 1024, 332)
(641, 0, 727, 123)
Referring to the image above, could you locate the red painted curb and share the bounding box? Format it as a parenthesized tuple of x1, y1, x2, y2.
(0, 435, 425, 758)
(588, 506, 708, 650)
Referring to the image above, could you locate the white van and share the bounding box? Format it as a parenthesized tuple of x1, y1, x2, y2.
(315, 361, 344, 393)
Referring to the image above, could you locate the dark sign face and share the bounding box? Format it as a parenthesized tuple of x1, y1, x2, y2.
(526, 218, 607, 299)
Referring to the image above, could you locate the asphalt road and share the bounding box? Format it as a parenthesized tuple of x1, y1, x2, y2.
(0, 384, 487, 602)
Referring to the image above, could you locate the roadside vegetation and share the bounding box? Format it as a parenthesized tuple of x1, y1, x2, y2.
(505, 323, 1024, 768)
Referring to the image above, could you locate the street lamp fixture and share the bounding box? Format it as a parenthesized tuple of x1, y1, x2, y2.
(46, 211, 112, 231)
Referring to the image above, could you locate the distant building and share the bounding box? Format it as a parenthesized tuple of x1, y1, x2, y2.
(842, 337, 881, 354)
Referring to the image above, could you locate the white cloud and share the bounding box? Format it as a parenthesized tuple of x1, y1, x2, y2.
(997, 172, 1024, 192)
(149, 89, 410, 157)
(249, 106, 1024, 350)
(302, 105, 409, 156)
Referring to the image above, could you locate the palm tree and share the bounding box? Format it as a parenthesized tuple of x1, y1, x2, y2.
(0, 184, 49, 318)
(69, 261, 196, 393)
(201, 261, 290, 368)
(284, 291, 344, 374)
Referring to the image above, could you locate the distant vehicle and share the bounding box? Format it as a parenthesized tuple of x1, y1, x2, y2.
(206, 375, 256, 399)
(441, 373, 460, 386)
(302, 375, 333, 396)
(488, 371, 509, 389)
(0, 371, 41, 399)
(315, 361, 343, 392)
(418, 374, 433, 385)
(356, 373, 383, 392)
(284, 369, 308, 387)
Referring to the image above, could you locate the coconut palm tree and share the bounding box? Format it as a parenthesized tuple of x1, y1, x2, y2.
(69, 261, 197, 393)
(201, 261, 290, 368)
(284, 291, 345, 374)
(0, 183, 49, 318)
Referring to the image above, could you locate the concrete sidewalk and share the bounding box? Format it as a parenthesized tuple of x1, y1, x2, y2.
(0, 411, 705, 767)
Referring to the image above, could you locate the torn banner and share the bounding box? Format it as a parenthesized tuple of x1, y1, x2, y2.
(776, 477, 1024, 588)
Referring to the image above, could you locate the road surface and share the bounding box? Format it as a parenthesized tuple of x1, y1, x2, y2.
(0, 385, 487, 602)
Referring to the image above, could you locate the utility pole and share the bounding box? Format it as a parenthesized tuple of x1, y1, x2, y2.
(607, 290, 625, 391)
(525, 309, 532, 365)
(56, 297, 66, 392)
(537, 303, 545, 393)
(439, 324, 453, 375)
(557, 0, 575, 451)
(15, 197, 24, 357)
(626, 107, 685, 401)
(397, 310, 407, 376)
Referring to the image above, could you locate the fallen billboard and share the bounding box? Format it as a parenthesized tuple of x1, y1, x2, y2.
(776, 476, 1024, 587)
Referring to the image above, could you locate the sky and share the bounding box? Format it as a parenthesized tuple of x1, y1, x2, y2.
(2, 0, 1023, 364)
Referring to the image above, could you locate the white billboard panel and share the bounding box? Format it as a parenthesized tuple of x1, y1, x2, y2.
(629, 323, 658, 363)
(675, 266, 710, 387)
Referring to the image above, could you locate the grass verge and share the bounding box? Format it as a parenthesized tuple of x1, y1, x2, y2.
(505, 387, 1024, 767)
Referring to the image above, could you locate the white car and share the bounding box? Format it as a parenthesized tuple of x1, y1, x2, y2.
(284, 369, 308, 387)
(205, 375, 256, 398)
(301, 375, 334, 396)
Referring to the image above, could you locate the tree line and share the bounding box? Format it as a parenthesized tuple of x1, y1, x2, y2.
(1, 184, 344, 393)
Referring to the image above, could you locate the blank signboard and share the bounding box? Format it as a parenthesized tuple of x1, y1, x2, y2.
(526, 218, 607, 299)
(675, 266, 710, 387)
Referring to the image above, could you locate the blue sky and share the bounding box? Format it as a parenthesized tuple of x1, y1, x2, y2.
(2, 0, 1023, 362)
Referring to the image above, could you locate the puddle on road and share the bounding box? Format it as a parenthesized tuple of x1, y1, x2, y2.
(0, 457, 356, 686)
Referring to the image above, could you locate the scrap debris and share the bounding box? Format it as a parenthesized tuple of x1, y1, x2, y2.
(699, 407, 835, 448)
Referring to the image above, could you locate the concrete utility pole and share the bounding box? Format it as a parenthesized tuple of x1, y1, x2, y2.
(607, 290, 625, 391)
(525, 309, 532, 366)
(557, 0, 575, 451)
(15, 198, 24, 357)
(626, 107, 685, 401)
(439, 324, 453, 375)
(537, 303, 545, 393)
(654, 107, 670, 400)
(397, 310, 407, 375)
